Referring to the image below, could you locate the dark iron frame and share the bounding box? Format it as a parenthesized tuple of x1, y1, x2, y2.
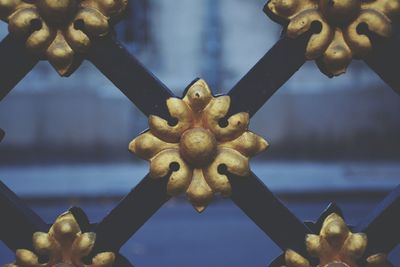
(0, 3, 399, 266)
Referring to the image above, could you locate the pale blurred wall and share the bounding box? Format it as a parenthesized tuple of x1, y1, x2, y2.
(0, 0, 399, 162)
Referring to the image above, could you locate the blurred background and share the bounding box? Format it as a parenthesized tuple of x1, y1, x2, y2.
(0, 0, 399, 266)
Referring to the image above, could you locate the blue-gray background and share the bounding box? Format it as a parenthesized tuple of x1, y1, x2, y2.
(0, 0, 399, 266)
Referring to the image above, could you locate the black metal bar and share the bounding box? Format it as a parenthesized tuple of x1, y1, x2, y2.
(87, 36, 175, 119)
(0, 35, 38, 101)
(228, 172, 313, 259)
(227, 32, 311, 117)
(115, 254, 135, 267)
(90, 174, 170, 255)
(364, 32, 400, 94)
(355, 185, 400, 256)
(0, 181, 48, 251)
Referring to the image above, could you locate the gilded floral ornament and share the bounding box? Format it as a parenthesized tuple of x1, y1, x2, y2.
(4, 211, 115, 267)
(281, 213, 389, 267)
(129, 79, 269, 212)
(0, 0, 127, 75)
(265, 0, 400, 76)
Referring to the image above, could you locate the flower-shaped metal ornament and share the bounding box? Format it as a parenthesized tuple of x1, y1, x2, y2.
(4, 211, 115, 267)
(129, 79, 269, 212)
(0, 0, 127, 75)
(282, 213, 389, 267)
(265, 0, 400, 76)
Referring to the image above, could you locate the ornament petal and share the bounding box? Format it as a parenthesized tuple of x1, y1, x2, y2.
(288, 9, 334, 59)
(284, 249, 311, 267)
(74, 7, 109, 37)
(65, 22, 91, 53)
(46, 32, 76, 76)
(366, 253, 388, 267)
(363, 0, 400, 21)
(0, 0, 22, 19)
(149, 98, 193, 143)
(203, 96, 249, 142)
(345, 9, 392, 57)
(15, 249, 39, 266)
(26, 22, 55, 53)
(183, 79, 213, 113)
(150, 149, 192, 196)
(83, 0, 128, 18)
(221, 131, 268, 157)
(71, 232, 96, 257)
(267, 0, 316, 19)
(129, 131, 177, 161)
(186, 169, 213, 213)
(319, 29, 353, 76)
(8, 7, 40, 36)
(342, 233, 368, 260)
(90, 252, 116, 267)
(204, 148, 249, 197)
(32, 232, 53, 255)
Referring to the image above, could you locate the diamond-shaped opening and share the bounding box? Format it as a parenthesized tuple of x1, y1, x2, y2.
(0, 61, 149, 165)
(119, 199, 280, 267)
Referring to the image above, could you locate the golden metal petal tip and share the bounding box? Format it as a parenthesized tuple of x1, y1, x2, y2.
(46, 32, 76, 76)
(15, 249, 39, 266)
(91, 252, 116, 267)
(130, 79, 268, 210)
(72, 232, 96, 256)
(320, 30, 352, 77)
(366, 253, 388, 267)
(183, 79, 212, 112)
(193, 205, 206, 213)
(284, 249, 311, 267)
(32, 232, 53, 254)
(186, 169, 213, 212)
(222, 132, 268, 157)
(129, 132, 176, 161)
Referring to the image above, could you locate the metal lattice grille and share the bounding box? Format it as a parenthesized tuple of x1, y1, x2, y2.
(0, 1, 399, 266)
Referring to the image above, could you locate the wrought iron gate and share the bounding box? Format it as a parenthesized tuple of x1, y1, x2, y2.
(0, 0, 399, 266)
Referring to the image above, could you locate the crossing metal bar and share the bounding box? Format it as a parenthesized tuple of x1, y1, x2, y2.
(0, 181, 48, 251)
(0, 35, 38, 101)
(355, 185, 400, 256)
(364, 33, 400, 94)
(226, 31, 314, 117)
(228, 172, 313, 260)
(88, 36, 175, 120)
(90, 174, 170, 255)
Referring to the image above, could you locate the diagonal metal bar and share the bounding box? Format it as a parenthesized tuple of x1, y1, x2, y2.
(228, 171, 313, 260)
(87, 36, 175, 119)
(227, 31, 312, 118)
(115, 254, 135, 267)
(90, 173, 170, 255)
(0, 181, 48, 251)
(364, 32, 400, 94)
(0, 128, 4, 142)
(0, 35, 38, 101)
(355, 184, 400, 256)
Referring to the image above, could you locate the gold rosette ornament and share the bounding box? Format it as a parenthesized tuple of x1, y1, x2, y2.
(4, 211, 115, 267)
(0, 0, 127, 75)
(266, 0, 400, 76)
(129, 79, 269, 212)
(282, 213, 389, 267)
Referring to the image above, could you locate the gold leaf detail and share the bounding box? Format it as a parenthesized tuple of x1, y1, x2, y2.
(129, 79, 269, 212)
(266, 0, 398, 76)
